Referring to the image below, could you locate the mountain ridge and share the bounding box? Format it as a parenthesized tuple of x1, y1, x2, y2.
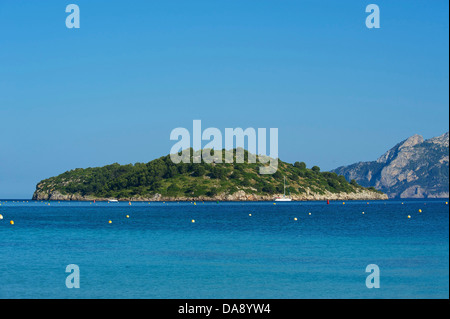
(332, 132, 449, 198)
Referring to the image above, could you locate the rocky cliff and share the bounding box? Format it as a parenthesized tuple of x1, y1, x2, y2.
(332, 132, 449, 198)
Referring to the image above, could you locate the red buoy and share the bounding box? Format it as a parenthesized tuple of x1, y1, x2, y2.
(327, 199, 330, 205)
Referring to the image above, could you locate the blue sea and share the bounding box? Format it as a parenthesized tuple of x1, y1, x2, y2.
(0, 199, 448, 299)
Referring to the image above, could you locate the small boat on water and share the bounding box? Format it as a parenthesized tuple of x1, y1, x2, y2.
(108, 199, 119, 203)
(274, 176, 292, 202)
(275, 197, 292, 202)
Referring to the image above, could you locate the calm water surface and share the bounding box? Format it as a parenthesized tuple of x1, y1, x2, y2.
(0, 199, 448, 298)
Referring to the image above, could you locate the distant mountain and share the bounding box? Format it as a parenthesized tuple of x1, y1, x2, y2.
(332, 132, 449, 198)
(32, 148, 387, 201)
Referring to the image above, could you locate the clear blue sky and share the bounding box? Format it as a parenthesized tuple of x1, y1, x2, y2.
(0, 0, 448, 198)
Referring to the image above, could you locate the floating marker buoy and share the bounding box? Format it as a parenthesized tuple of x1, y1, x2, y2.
(273, 203, 276, 205)
(108, 220, 112, 224)
(0, 214, 3, 219)
(407, 215, 411, 219)
(446, 202, 448, 205)
(362, 212, 365, 215)
(194, 202, 196, 205)
(343, 202, 345, 205)
(249, 214, 252, 216)
(126, 215, 129, 218)
(294, 217, 298, 221)
(419, 209, 422, 213)
(10, 220, 14, 225)
(308, 213, 311, 215)
(191, 219, 195, 223)
(129, 202, 131, 205)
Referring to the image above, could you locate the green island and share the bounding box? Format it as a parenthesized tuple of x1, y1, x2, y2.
(32, 148, 387, 201)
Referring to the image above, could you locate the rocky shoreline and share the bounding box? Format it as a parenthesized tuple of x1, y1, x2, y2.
(32, 189, 388, 202)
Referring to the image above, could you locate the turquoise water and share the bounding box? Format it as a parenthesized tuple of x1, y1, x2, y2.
(0, 199, 448, 299)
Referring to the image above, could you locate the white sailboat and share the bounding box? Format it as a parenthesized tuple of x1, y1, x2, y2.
(274, 176, 292, 201)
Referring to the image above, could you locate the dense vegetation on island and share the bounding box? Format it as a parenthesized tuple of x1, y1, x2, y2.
(34, 148, 383, 200)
